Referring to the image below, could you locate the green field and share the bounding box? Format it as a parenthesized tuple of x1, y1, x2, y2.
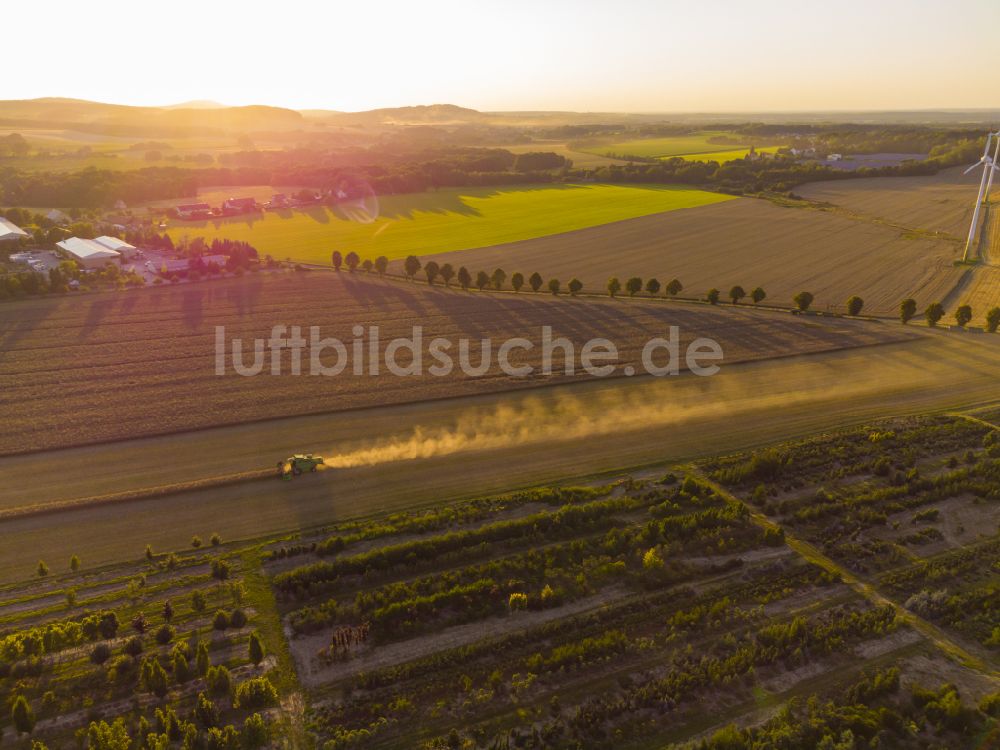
(591, 132, 784, 162)
(165, 183, 735, 262)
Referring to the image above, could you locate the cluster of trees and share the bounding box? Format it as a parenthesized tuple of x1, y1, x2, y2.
(900, 297, 1000, 331)
(703, 667, 997, 749)
(276, 495, 636, 597)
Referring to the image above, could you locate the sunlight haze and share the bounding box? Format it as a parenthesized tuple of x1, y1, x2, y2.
(9, 0, 1000, 112)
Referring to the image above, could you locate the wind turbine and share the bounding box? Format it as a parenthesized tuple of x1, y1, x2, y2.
(961, 130, 1000, 262)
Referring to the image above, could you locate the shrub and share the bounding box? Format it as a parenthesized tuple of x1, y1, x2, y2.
(234, 677, 279, 710)
(229, 609, 247, 628)
(213, 610, 230, 630)
(242, 713, 268, 748)
(248, 632, 265, 665)
(90, 642, 112, 664)
(210, 532, 222, 547)
(12, 694, 35, 734)
(123, 636, 143, 657)
(155, 624, 175, 645)
(207, 665, 232, 696)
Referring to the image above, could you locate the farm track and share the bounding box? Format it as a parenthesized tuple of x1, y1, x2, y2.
(1, 329, 999, 581)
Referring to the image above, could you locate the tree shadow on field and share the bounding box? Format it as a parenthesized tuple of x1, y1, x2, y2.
(181, 289, 204, 330)
(81, 298, 115, 339)
(223, 276, 264, 317)
(339, 275, 428, 318)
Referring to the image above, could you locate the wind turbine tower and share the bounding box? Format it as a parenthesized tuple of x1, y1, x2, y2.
(961, 130, 1000, 262)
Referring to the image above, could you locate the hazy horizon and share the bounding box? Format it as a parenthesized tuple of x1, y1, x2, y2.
(10, 0, 1000, 113)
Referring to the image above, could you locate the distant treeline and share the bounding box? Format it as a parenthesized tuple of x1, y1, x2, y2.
(0, 127, 984, 207)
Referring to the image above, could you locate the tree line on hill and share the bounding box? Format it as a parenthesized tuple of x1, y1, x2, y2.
(0, 126, 985, 208)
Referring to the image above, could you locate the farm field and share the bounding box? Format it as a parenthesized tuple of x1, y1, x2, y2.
(1, 328, 999, 581)
(583, 132, 784, 161)
(412, 196, 966, 316)
(503, 141, 628, 168)
(4, 415, 996, 747)
(796, 165, 978, 238)
(0, 268, 910, 455)
(164, 183, 735, 262)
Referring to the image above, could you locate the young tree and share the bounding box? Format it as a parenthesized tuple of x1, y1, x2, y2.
(925, 302, 945, 327)
(173, 649, 191, 683)
(846, 296, 864, 316)
(12, 695, 35, 734)
(955, 304, 973, 327)
(195, 691, 219, 728)
(210, 532, 221, 547)
(706, 288, 720, 305)
(568, 278, 583, 296)
(457, 266, 472, 290)
(344, 251, 360, 272)
(424, 260, 440, 285)
(529, 272, 544, 292)
(793, 291, 814, 311)
(163, 600, 174, 623)
(751, 287, 766, 304)
(145, 544, 154, 561)
(70, 555, 80, 572)
(132, 613, 149, 634)
(986, 306, 1000, 333)
(141, 656, 169, 698)
(248, 631, 265, 665)
(900, 298, 917, 324)
(196, 641, 211, 676)
(374, 255, 388, 277)
(439, 263, 455, 287)
(645, 278, 661, 295)
(331, 251, 342, 271)
(37, 560, 48, 578)
(607, 277, 621, 298)
(475, 270, 490, 290)
(729, 285, 746, 305)
(403, 255, 421, 280)
(155, 624, 175, 645)
(548, 278, 561, 295)
(242, 714, 268, 748)
(665, 278, 683, 297)
(625, 277, 643, 297)
(511, 272, 525, 292)
(491, 268, 507, 290)
(234, 677, 279, 710)
(191, 536, 203, 549)
(192, 590, 207, 614)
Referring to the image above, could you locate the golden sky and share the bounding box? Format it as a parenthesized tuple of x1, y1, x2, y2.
(10, 0, 1000, 112)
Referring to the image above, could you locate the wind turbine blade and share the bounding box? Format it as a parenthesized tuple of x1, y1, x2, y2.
(964, 163, 981, 175)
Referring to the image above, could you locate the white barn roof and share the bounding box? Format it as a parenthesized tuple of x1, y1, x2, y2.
(0, 217, 28, 241)
(93, 235, 136, 252)
(56, 237, 120, 261)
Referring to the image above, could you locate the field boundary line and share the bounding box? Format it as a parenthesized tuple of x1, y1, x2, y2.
(688, 470, 998, 679)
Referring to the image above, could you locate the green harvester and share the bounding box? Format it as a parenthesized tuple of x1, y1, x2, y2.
(278, 454, 326, 479)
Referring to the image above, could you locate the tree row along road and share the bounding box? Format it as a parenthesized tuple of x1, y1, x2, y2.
(0, 331, 998, 580)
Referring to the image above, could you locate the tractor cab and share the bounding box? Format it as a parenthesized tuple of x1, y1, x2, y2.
(278, 454, 326, 479)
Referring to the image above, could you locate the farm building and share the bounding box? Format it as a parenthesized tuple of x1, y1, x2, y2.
(56, 237, 120, 269)
(93, 235, 138, 259)
(175, 203, 213, 219)
(0, 217, 28, 243)
(222, 197, 258, 214)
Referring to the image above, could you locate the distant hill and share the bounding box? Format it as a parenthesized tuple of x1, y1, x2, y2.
(0, 98, 304, 136)
(162, 100, 226, 110)
(303, 103, 486, 126)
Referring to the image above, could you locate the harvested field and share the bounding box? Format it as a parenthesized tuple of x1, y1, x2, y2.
(1, 330, 999, 580)
(796, 166, 978, 238)
(408, 197, 965, 316)
(0, 270, 910, 455)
